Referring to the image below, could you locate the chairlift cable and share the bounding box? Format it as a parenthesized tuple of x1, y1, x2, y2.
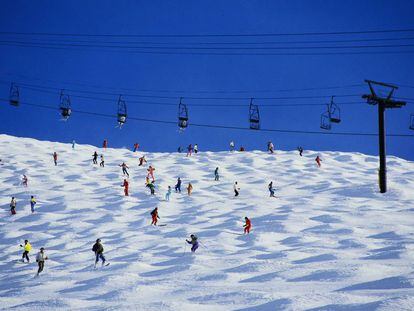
(2, 36, 414, 45)
(1, 28, 414, 38)
(2, 40, 414, 50)
(1, 42, 414, 55)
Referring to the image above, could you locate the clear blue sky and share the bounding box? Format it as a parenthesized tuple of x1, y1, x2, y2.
(0, 1, 413, 159)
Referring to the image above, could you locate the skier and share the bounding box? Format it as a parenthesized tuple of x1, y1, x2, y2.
(120, 162, 130, 177)
(133, 143, 139, 152)
(243, 217, 252, 234)
(268, 182, 275, 197)
(230, 141, 235, 152)
(35, 247, 48, 276)
(186, 234, 199, 253)
(22, 175, 28, 187)
(194, 144, 198, 154)
(315, 155, 322, 168)
(165, 186, 172, 201)
(122, 179, 129, 196)
(186, 144, 193, 157)
(92, 239, 107, 267)
(147, 165, 155, 181)
(138, 155, 147, 167)
(239, 146, 245, 152)
(53, 152, 58, 166)
(175, 177, 182, 193)
(30, 196, 37, 213)
(103, 139, 108, 150)
(100, 154, 105, 167)
(214, 167, 220, 181)
(20, 239, 32, 262)
(268, 141, 274, 154)
(10, 197, 17, 215)
(298, 146, 304, 157)
(150, 207, 160, 225)
(92, 151, 98, 164)
(72, 140, 76, 149)
(234, 182, 240, 197)
(148, 181, 155, 195)
(187, 183, 193, 196)
(177, 146, 182, 153)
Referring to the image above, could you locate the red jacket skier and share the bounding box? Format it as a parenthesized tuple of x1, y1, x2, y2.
(122, 179, 129, 196)
(315, 156, 322, 167)
(103, 139, 108, 150)
(243, 217, 251, 234)
(133, 143, 139, 152)
(53, 152, 58, 166)
(151, 207, 160, 225)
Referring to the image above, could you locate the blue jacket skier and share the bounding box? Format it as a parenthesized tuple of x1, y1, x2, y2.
(30, 196, 37, 213)
(175, 177, 182, 193)
(186, 234, 199, 252)
(165, 186, 172, 201)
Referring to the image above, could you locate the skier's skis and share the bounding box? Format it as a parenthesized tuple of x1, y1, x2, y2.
(157, 224, 167, 227)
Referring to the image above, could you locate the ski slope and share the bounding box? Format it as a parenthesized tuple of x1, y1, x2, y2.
(0, 134, 413, 311)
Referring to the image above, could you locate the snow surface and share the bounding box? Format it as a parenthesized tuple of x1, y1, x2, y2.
(0, 134, 414, 311)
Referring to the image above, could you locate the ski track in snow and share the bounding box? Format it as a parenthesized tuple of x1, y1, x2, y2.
(0, 134, 413, 310)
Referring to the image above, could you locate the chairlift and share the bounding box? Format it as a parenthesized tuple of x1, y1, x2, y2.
(328, 96, 341, 123)
(117, 95, 127, 127)
(410, 114, 414, 130)
(59, 90, 72, 120)
(320, 108, 332, 130)
(249, 98, 260, 130)
(320, 96, 341, 130)
(9, 83, 19, 106)
(178, 98, 189, 129)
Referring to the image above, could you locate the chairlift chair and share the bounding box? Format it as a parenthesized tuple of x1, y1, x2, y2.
(9, 83, 19, 106)
(249, 99, 260, 130)
(59, 90, 72, 120)
(178, 98, 189, 129)
(410, 114, 414, 130)
(117, 95, 127, 127)
(328, 96, 341, 123)
(320, 110, 332, 130)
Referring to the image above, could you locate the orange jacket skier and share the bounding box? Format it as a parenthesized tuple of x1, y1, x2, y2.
(187, 183, 193, 196)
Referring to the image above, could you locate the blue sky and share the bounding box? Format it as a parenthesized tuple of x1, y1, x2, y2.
(0, 1, 413, 159)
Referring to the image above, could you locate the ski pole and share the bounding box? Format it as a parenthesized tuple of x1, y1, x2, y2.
(181, 242, 187, 257)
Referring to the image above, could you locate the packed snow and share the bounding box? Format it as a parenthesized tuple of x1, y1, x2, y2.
(0, 134, 413, 310)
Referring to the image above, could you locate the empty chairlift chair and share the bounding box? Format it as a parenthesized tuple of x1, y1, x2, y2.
(59, 90, 72, 120)
(117, 95, 127, 128)
(320, 96, 340, 130)
(328, 96, 341, 123)
(178, 98, 189, 130)
(320, 108, 332, 130)
(249, 98, 260, 130)
(9, 83, 20, 106)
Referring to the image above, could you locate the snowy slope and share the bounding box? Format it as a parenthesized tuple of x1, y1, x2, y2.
(0, 134, 414, 311)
